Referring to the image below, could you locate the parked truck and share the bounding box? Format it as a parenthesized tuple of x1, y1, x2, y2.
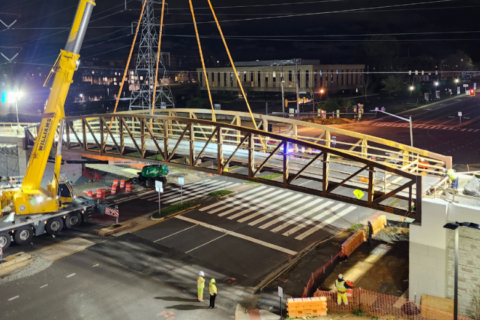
(132, 165, 169, 188)
(0, 0, 98, 250)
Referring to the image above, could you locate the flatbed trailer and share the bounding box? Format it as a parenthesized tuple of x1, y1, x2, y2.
(0, 196, 98, 250)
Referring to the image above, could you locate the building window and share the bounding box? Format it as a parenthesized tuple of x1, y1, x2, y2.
(244, 71, 247, 83)
(258, 71, 261, 87)
(230, 72, 234, 86)
(200, 73, 203, 85)
(341, 70, 344, 86)
(224, 72, 227, 86)
(305, 70, 309, 88)
(211, 72, 215, 86)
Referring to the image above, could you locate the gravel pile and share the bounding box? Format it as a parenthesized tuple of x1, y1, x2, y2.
(0, 255, 53, 285)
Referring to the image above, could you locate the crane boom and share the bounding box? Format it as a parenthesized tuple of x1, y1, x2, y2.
(13, 0, 96, 215)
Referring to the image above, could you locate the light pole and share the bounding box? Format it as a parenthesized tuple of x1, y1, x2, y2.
(443, 222, 480, 320)
(7, 91, 22, 132)
(409, 85, 414, 97)
(372, 109, 414, 147)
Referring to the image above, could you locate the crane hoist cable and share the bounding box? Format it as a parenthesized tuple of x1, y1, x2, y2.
(112, 0, 147, 116)
(205, 0, 257, 129)
(105, 0, 147, 148)
(188, 0, 216, 122)
(151, 0, 166, 117)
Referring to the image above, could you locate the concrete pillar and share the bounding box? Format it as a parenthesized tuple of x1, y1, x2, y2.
(300, 68, 306, 89)
(260, 69, 266, 88)
(308, 69, 314, 88)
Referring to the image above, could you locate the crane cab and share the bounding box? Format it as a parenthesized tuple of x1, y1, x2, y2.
(58, 179, 75, 205)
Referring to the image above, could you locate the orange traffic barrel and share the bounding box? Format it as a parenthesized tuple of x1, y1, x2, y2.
(126, 182, 131, 193)
(87, 190, 93, 197)
(346, 281, 354, 299)
(112, 179, 119, 187)
(120, 180, 125, 189)
(111, 186, 117, 195)
(97, 189, 103, 199)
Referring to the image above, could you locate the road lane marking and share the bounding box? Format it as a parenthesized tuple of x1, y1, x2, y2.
(258, 198, 324, 230)
(249, 196, 317, 227)
(185, 234, 227, 253)
(221, 189, 286, 218)
(66, 273, 76, 278)
(93, 263, 99, 267)
(295, 206, 357, 240)
(162, 181, 229, 203)
(200, 186, 267, 212)
(175, 215, 297, 255)
(231, 190, 292, 221)
(40, 284, 48, 289)
(8, 296, 19, 301)
(211, 188, 273, 215)
(281, 202, 341, 236)
(154, 225, 197, 243)
(168, 183, 241, 205)
(160, 180, 222, 201)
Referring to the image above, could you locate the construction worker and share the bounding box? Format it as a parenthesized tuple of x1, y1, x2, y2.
(445, 168, 459, 190)
(198, 271, 205, 302)
(366, 221, 373, 247)
(209, 278, 218, 309)
(335, 274, 353, 306)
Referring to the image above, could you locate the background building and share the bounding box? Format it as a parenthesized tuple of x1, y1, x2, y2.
(197, 59, 365, 95)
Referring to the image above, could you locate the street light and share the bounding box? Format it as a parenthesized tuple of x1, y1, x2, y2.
(443, 222, 480, 320)
(455, 79, 459, 83)
(372, 109, 414, 147)
(7, 91, 22, 131)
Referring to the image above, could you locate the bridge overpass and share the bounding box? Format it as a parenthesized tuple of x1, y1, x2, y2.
(22, 109, 449, 222)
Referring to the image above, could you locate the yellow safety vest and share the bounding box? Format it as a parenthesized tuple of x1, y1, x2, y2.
(209, 282, 217, 295)
(197, 276, 205, 289)
(336, 279, 346, 293)
(447, 169, 458, 181)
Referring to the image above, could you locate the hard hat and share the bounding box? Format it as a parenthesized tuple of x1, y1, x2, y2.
(338, 274, 343, 279)
(210, 278, 216, 284)
(199, 271, 205, 277)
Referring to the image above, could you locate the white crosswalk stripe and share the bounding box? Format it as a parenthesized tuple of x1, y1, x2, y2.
(372, 122, 477, 132)
(228, 190, 290, 220)
(161, 180, 222, 201)
(168, 183, 241, 204)
(211, 188, 274, 215)
(281, 202, 343, 236)
(163, 182, 238, 204)
(250, 196, 320, 227)
(258, 198, 324, 230)
(275, 200, 335, 234)
(245, 194, 308, 226)
(294, 206, 357, 240)
(140, 180, 218, 200)
(237, 192, 304, 223)
(199, 186, 268, 212)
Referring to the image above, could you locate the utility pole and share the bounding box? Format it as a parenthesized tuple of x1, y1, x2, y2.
(281, 66, 285, 113)
(295, 59, 300, 115)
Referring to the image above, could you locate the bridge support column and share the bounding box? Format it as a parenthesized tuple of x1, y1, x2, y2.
(283, 141, 289, 185)
(163, 120, 169, 160)
(189, 123, 195, 167)
(217, 127, 223, 175)
(248, 133, 254, 178)
(322, 152, 329, 194)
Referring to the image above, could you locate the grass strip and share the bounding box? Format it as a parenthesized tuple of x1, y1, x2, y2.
(259, 173, 283, 180)
(152, 201, 199, 219)
(347, 223, 364, 232)
(207, 190, 235, 198)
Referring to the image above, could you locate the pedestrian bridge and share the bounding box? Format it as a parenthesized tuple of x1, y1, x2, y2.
(28, 109, 451, 221)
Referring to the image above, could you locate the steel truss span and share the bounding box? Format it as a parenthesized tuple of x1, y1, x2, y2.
(49, 111, 451, 222)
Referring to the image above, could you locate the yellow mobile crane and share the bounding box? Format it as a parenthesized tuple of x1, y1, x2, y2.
(0, 0, 97, 249)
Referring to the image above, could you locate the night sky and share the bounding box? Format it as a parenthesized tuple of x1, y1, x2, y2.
(2, 0, 480, 70)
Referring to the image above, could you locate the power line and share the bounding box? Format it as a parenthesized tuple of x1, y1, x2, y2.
(169, 0, 349, 10)
(165, 0, 458, 26)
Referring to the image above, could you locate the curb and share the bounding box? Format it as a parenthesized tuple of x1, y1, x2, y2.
(150, 204, 202, 221)
(95, 222, 136, 236)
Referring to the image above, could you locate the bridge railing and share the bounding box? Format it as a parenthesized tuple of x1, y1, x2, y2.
(116, 108, 451, 177)
(63, 113, 427, 220)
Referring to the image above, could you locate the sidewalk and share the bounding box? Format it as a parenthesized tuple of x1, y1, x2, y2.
(235, 305, 280, 320)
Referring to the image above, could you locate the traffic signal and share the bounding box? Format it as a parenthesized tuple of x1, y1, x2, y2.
(1, 91, 6, 104)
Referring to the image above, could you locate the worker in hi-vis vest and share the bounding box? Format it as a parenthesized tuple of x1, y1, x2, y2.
(335, 274, 353, 305)
(209, 278, 218, 309)
(198, 271, 205, 301)
(445, 168, 459, 190)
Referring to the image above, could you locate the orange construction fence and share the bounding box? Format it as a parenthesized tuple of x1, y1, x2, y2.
(313, 288, 473, 320)
(342, 215, 387, 257)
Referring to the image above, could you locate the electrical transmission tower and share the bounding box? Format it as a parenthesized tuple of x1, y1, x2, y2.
(129, 0, 174, 111)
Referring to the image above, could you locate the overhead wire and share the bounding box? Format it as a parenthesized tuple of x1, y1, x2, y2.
(164, 0, 458, 26)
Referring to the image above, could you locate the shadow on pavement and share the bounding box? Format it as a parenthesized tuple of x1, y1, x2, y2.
(166, 304, 210, 311)
(155, 296, 198, 302)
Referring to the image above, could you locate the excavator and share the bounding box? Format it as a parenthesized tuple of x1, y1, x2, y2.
(0, 0, 97, 249)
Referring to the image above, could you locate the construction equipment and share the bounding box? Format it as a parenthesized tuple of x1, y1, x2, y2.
(0, 0, 97, 250)
(132, 165, 168, 188)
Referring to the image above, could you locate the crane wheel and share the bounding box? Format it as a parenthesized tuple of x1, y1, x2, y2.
(46, 218, 64, 235)
(65, 212, 82, 229)
(145, 179, 153, 188)
(13, 227, 33, 245)
(0, 232, 11, 249)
